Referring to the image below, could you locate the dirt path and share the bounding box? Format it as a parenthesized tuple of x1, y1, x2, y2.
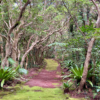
(0, 59, 83, 100)
(25, 59, 62, 88)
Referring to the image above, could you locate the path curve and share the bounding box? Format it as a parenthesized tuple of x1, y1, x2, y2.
(25, 59, 62, 88)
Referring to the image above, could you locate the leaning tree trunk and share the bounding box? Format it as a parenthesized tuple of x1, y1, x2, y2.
(20, 41, 38, 68)
(78, 38, 95, 92)
(78, 0, 100, 92)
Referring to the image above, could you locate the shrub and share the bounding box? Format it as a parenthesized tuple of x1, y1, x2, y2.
(0, 67, 17, 87)
(0, 58, 28, 88)
(63, 64, 93, 86)
(63, 79, 73, 93)
(63, 79, 73, 89)
(61, 60, 74, 68)
(18, 68, 28, 75)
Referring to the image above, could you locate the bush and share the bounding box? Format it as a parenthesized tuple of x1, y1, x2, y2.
(63, 79, 73, 89)
(0, 67, 17, 87)
(61, 60, 74, 68)
(63, 64, 93, 86)
(18, 68, 28, 75)
(0, 58, 28, 88)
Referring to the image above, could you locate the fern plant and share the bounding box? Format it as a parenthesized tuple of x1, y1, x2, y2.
(0, 58, 28, 88)
(63, 64, 93, 85)
(63, 79, 73, 89)
(0, 67, 17, 88)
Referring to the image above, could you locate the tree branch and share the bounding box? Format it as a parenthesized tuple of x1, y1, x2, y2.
(4, 21, 9, 29)
(8, 0, 31, 35)
(20, 29, 61, 67)
(62, 0, 88, 44)
(0, 34, 7, 40)
(91, 0, 100, 14)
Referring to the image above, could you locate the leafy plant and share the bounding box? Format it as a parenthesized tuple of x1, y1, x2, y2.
(18, 68, 28, 75)
(61, 60, 74, 68)
(0, 67, 17, 87)
(7, 58, 28, 75)
(0, 58, 28, 88)
(93, 86, 100, 98)
(63, 64, 93, 86)
(63, 79, 73, 89)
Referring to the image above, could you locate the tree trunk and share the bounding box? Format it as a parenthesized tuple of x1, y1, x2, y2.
(11, 33, 19, 67)
(20, 42, 38, 68)
(78, 38, 95, 92)
(12, 34, 19, 61)
(78, 0, 100, 92)
(1, 39, 12, 67)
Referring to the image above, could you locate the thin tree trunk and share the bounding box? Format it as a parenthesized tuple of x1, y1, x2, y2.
(12, 34, 19, 61)
(25, 35, 34, 69)
(78, 38, 95, 92)
(78, 0, 100, 92)
(20, 41, 38, 67)
(1, 39, 12, 67)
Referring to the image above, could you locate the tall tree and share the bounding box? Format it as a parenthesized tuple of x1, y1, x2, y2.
(78, 0, 100, 92)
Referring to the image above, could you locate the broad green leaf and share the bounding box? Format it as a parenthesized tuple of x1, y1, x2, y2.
(8, 58, 15, 65)
(1, 79, 5, 87)
(87, 80, 93, 87)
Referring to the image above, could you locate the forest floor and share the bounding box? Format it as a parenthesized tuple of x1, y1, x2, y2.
(25, 59, 62, 88)
(0, 59, 86, 100)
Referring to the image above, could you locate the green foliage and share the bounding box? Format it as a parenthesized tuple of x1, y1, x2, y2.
(63, 64, 84, 81)
(80, 25, 94, 33)
(18, 68, 28, 75)
(61, 60, 74, 68)
(8, 58, 28, 75)
(23, 0, 27, 3)
(8, 58, 15, 65)
(94, 86, 100, 92)
(0, 58, 28, 87)
(48, 42, 67, 47)
(90, 61, 100, 86)
(53, 14, 64, 21)
(63, 79, 73, 89)
(92, 61, 100, 97)
(0, 67, 17, 87)
(63, 64, 93, 85)
(93, 86, 100, 98)
(36, 16, 44, 23)
(86, 80, 93, 87)
(1, 79, 5, 87)
(92, 28, 100, 39)
(45, 5, 58, 13)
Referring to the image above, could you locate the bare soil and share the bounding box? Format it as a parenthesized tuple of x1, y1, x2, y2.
(25, 62, 62, 88)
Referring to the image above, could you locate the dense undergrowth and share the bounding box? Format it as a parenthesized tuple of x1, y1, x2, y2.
(61, 60, 100, 98)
